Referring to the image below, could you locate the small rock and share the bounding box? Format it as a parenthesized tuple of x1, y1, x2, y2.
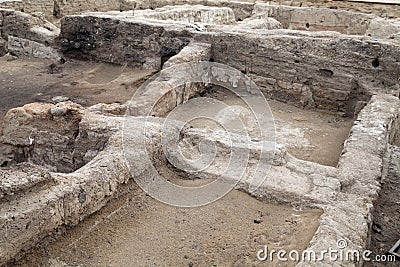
(48, 63, 63, 74)
(2, 53, 17, 61)
(372, 223, 382, 233)
(294, 116, 308, 122)
(52, 96, 70, 103)
(254, 218, 262, 224)
(50, 105, 67, 116)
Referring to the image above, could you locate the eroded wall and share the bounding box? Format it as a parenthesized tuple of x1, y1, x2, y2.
(58, 13, 400, 114)
(205, 30, 400, 114)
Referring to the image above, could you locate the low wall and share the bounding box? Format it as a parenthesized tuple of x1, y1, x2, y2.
(59, 15, 193, 69)
(253, 4, 375, 35)
(0, 0, 120, 18)
(0, 0, 53, 15)
(253, 4, 400, 39)
(297, 94, 400, 267)
(53, 0, 120, 18)
(270, 0, 400, 18)
(0, 8, 60, 57)
(205, 30, 400, 114)
(2, 0, 399, 22)
(59, 12, 400, 114)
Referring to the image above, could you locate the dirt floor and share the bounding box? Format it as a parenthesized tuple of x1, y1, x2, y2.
(270, 99, 354, 167)
(9, 181, 322, 267)
(0, 56, 155, 130)
(198, 89, 354, 167)
(0, 56, 353, 167)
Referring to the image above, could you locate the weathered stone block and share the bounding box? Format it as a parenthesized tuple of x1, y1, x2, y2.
(0, 9, 59, 44)
(59, 15, 192, 69)
(7, 36, 60, 59)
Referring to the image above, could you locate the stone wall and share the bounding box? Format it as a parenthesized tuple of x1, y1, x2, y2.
(270, 0, 400, 19)
(58, 14, 193, 69)
(1, 0, 399, 21)
(2, 96, 394, 267)
(53, 0, 120, 18)
(58, 12, 400, 114)
(0, 102, 184, 266)
(0, 0, 121, 18)
(0, 0, 22, 11)
(253, 4, 375, 35)
(125, 0, 255, 21)
(252, 4, 400, 39)
(297, 94, 400, 267)
(205, 30, 400, 114)
(0, 44, 399, 266)
(0, 8, 60, 57)
(0, 102, 84, 172)
(135, 5, 236, 25)
(0, 0, 53, 15)
(0, 8, 59, 43)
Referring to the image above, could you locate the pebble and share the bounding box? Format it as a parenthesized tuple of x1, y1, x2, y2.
(52, 96, 70, 103)
(254, 218, 262, 224)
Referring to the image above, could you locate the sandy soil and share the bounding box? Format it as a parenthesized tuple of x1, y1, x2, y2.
(270, 99, 354, 167)
(0, 56, 353, 168)
(0, 56, 155, 130)
(200, 89, 354, 167)
(9, 181, 322, 267)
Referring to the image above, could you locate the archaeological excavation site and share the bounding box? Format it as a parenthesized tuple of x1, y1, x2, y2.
(0, 0, 399, 266)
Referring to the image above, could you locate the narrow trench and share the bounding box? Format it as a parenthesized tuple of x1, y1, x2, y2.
(366, 145, 400, 267)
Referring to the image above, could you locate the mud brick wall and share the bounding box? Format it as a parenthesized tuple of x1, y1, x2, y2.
(253, 4, 375, 35)
(0, 0, 24, 12)
(206, 31, 400, 114)
(0, 0, 121, 18)
(270, 0, 400, 19)
(58, 15, 193, 69)
(53, 0, 120, 18)
(0, 0, 54, 15)
(58, 12, 400, 114)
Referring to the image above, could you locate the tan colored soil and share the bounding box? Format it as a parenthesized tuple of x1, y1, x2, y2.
(0, 56, 155, 130)
(10, 181, 322, 267)
(269, 99, 354, 167)
(202, 89, 354, 167)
